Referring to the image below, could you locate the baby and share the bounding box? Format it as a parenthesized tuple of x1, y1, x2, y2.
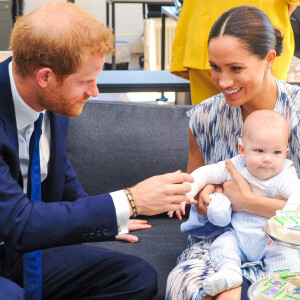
(181, 110, 300, 296)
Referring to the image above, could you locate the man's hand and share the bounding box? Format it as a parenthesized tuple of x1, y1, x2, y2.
(223, 159, 252, 212)
(115, 219, 151, 243)
(130, 171, 194, 216)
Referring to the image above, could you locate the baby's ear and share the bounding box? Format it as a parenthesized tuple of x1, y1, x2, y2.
(286, 147, 290, 157)
(238, 141, 245, 158)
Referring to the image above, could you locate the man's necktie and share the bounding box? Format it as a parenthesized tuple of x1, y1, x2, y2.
(23, 113, 43, 300)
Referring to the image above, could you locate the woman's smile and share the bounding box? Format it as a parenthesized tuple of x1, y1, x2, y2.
(224, 87, 242, 95)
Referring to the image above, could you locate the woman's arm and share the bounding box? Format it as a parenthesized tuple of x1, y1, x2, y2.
(223, 160, 285, 218)
(187, 129, 205, 172)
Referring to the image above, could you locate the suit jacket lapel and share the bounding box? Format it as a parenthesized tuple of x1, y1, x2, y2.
(0, 57, 19, 156)
(0, 57, 70, 200)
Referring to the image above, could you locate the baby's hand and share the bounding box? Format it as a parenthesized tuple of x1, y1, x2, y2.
(168, 201, 187, 220)
(186, 197, 197, 205)
(167, 198, 197, 220)
(262, 224, 280, 247)
(266, 237, 280, 247)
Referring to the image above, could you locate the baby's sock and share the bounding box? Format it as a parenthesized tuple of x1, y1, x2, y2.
(202, 263, 243, 296)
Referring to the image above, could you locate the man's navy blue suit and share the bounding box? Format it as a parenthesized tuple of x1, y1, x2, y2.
(0, 57, 157, 299)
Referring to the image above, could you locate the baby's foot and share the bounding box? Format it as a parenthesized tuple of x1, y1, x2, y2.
(203, 264, 242, 296)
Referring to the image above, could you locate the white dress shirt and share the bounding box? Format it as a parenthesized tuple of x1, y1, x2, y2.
(9, 62, 129, 234)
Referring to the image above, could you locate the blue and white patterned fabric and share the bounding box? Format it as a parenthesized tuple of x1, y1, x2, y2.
(165, 79, 300, 300)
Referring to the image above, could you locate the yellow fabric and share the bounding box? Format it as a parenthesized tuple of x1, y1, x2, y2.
(189, 69, 220, 104)
(171, 0, 299, 104)
(285, 0, 300, 5)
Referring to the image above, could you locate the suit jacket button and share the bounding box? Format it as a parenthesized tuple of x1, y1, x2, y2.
(89, 233, 96, 239)
(102, 229, 108, 236)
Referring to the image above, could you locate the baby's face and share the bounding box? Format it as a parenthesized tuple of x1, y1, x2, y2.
(239, 128, 289, 180)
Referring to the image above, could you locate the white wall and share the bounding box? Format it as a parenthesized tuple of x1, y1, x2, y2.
(23, 0, 144, 52)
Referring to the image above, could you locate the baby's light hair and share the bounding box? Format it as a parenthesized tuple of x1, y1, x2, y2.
(242, 110, 289, 145)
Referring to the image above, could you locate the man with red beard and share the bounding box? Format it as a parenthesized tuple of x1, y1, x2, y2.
(0, 2, 193, 299)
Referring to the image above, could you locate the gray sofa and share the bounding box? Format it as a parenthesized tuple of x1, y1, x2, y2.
(66, 100, 192, 300)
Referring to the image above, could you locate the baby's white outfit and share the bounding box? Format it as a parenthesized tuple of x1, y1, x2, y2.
(181, 155, 300, 295)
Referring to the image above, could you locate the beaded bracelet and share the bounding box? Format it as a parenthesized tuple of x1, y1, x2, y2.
(124, 188, 138, 217)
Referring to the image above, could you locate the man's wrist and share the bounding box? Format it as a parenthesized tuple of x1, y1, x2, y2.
(124, 188, 138, 217)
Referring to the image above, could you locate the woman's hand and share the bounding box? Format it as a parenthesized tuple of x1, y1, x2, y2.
(115, 219, 152, 243)
(224, 160, 285, 217)
(222, 159, 253, 212)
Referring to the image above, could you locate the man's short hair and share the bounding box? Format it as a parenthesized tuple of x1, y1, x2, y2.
(10, 2, 114, 78)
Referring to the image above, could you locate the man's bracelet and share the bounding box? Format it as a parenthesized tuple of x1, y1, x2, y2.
(124, 188, 138, 217)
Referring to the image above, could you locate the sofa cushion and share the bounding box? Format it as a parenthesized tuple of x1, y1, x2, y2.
(66, 100, 193, 299)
